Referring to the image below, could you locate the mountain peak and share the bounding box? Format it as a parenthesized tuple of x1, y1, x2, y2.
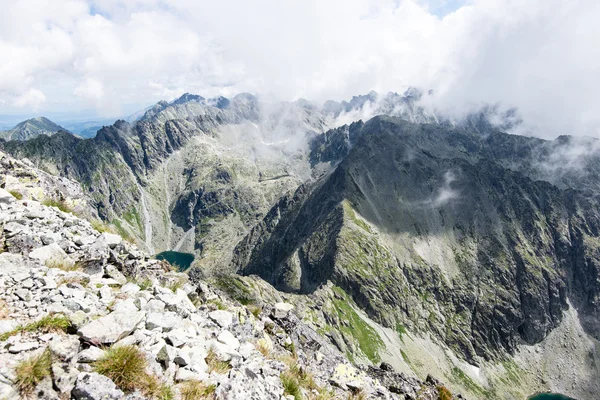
(0, 117, 66, 141)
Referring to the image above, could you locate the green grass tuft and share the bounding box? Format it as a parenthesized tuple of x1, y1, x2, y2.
(8, 190, 23, 200)
(179, 380, 216, 400)
(14, 348, 52, 395)
(93, 345, 147, 393)
(0, 313, 71, 341)
(205, 347, 231, 374)
(281, 370, 302, 400)
(42, 198, 72, 213)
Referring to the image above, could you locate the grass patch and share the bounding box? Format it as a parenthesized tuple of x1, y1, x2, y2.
(90, 219, 113, 233)
(208, 298, 227, 310)
(166, 276, 188, 293)
(330, 287, 383, 364)
(437, 385, 453, 400)
(256, 338, 271, 358)
(94, 344, 171, 398)
(137, 277, 154, 291)
(57, 275, 89, 286)
(0, 299, 9, 319)
(212, 275, 256, 305)
(46, 257, 79, 272)
(450, 367, 494, 398)
(281, 370, 302, 400)
(247, 303, 262, 318)
(8, 190, 23, 200)
(205, 347, 231, 374)
(179, 380, 216, 400)
(42, 198, 72, 213)
(0, 313, 71, 341)
(14, 348, 52, 395)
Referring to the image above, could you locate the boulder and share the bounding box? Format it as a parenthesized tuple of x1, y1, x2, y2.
(77, 347, 106, 363)
(0, 188, 15, 204)
(71, 372, 124, 400)
(209, 310, 234, 328)
(77, 310, 145, 344)
(29, 243, 71, 265)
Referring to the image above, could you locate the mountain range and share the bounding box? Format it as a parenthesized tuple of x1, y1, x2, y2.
(1, 91, 599, 399)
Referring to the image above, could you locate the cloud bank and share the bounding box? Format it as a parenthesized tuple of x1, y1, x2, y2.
(0, 0, 599, 138)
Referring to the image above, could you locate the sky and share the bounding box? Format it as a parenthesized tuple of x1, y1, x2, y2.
(0, 0, 599, 138)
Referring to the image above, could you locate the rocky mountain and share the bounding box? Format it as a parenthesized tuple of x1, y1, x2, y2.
(2, 92, 600, 399)
(0, 152, 457, 400)
(0, 117, 66, 141)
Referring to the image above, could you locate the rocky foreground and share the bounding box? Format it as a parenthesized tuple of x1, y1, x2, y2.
(0, 186, 458, 399)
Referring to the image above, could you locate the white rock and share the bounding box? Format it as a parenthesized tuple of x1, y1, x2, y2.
(0, 188, 15, 204)
(77, 310, 145, 344)
(9, 341, 39, 353)
(29, 243, 71, 265)
(105, 265, 127, 285)
(49, 335, 80, 361)
(144, 299, 166, 313)
(209, 310, 234, 328)
(77, 347, 106, 363)
(217, 330, 240, 351)
(273, 302, 294, 319)
(146, 311, 181, 332)
(238, 342, 256, 359)
(72, 372, 124, 400)
(101, 233, 122, 248)
(174, 349, 191, 366)
(121, 282, 141, 295)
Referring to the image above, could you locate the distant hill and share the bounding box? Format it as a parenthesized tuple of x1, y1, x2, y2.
(0, 117, 66, 141)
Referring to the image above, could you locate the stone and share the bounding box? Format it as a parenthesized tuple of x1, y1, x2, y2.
(272, 302, 294, 319)
(101, 233, 122, 249)
(156, 344, 178, 364)
(209, 310, 234, 328)
(105, 265, 127, 285)
(69, 311, 90, 329)
(72, 372, 124, 400)
(146, 311, 181, 331)
(144, 299, 166, 313)
(52, 363, 78, 394)
(121, 282, 141, 295)
(9, 341, 39, 353)
(0, 188, 15, 204)
(218, 330, 240, 351)
(29, 243, 70, 265)
(49, 335, 80, 361)
(173, 349, 191, 366)
(15, 288, 31, 301)
(77, 347, 106, 363)
(77, 310, 145, 344)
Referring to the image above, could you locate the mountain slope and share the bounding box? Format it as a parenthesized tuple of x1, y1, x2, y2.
(0, 117, 66, 141)
(233, 116, 600, 398)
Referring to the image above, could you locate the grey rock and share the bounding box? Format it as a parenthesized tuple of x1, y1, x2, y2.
(77, 347, 106, 363)
(77, 310, 145, 344)
(72, 372, 124, 400)
(209, 310, 234, 328)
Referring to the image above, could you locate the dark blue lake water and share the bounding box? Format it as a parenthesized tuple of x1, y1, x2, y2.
(528, 393, 576, 400)
(155, 251, 195, 271)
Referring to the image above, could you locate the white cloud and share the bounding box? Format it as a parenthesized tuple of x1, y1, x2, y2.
(14, 88, 46, 109)
(0, 0, 598, 138)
